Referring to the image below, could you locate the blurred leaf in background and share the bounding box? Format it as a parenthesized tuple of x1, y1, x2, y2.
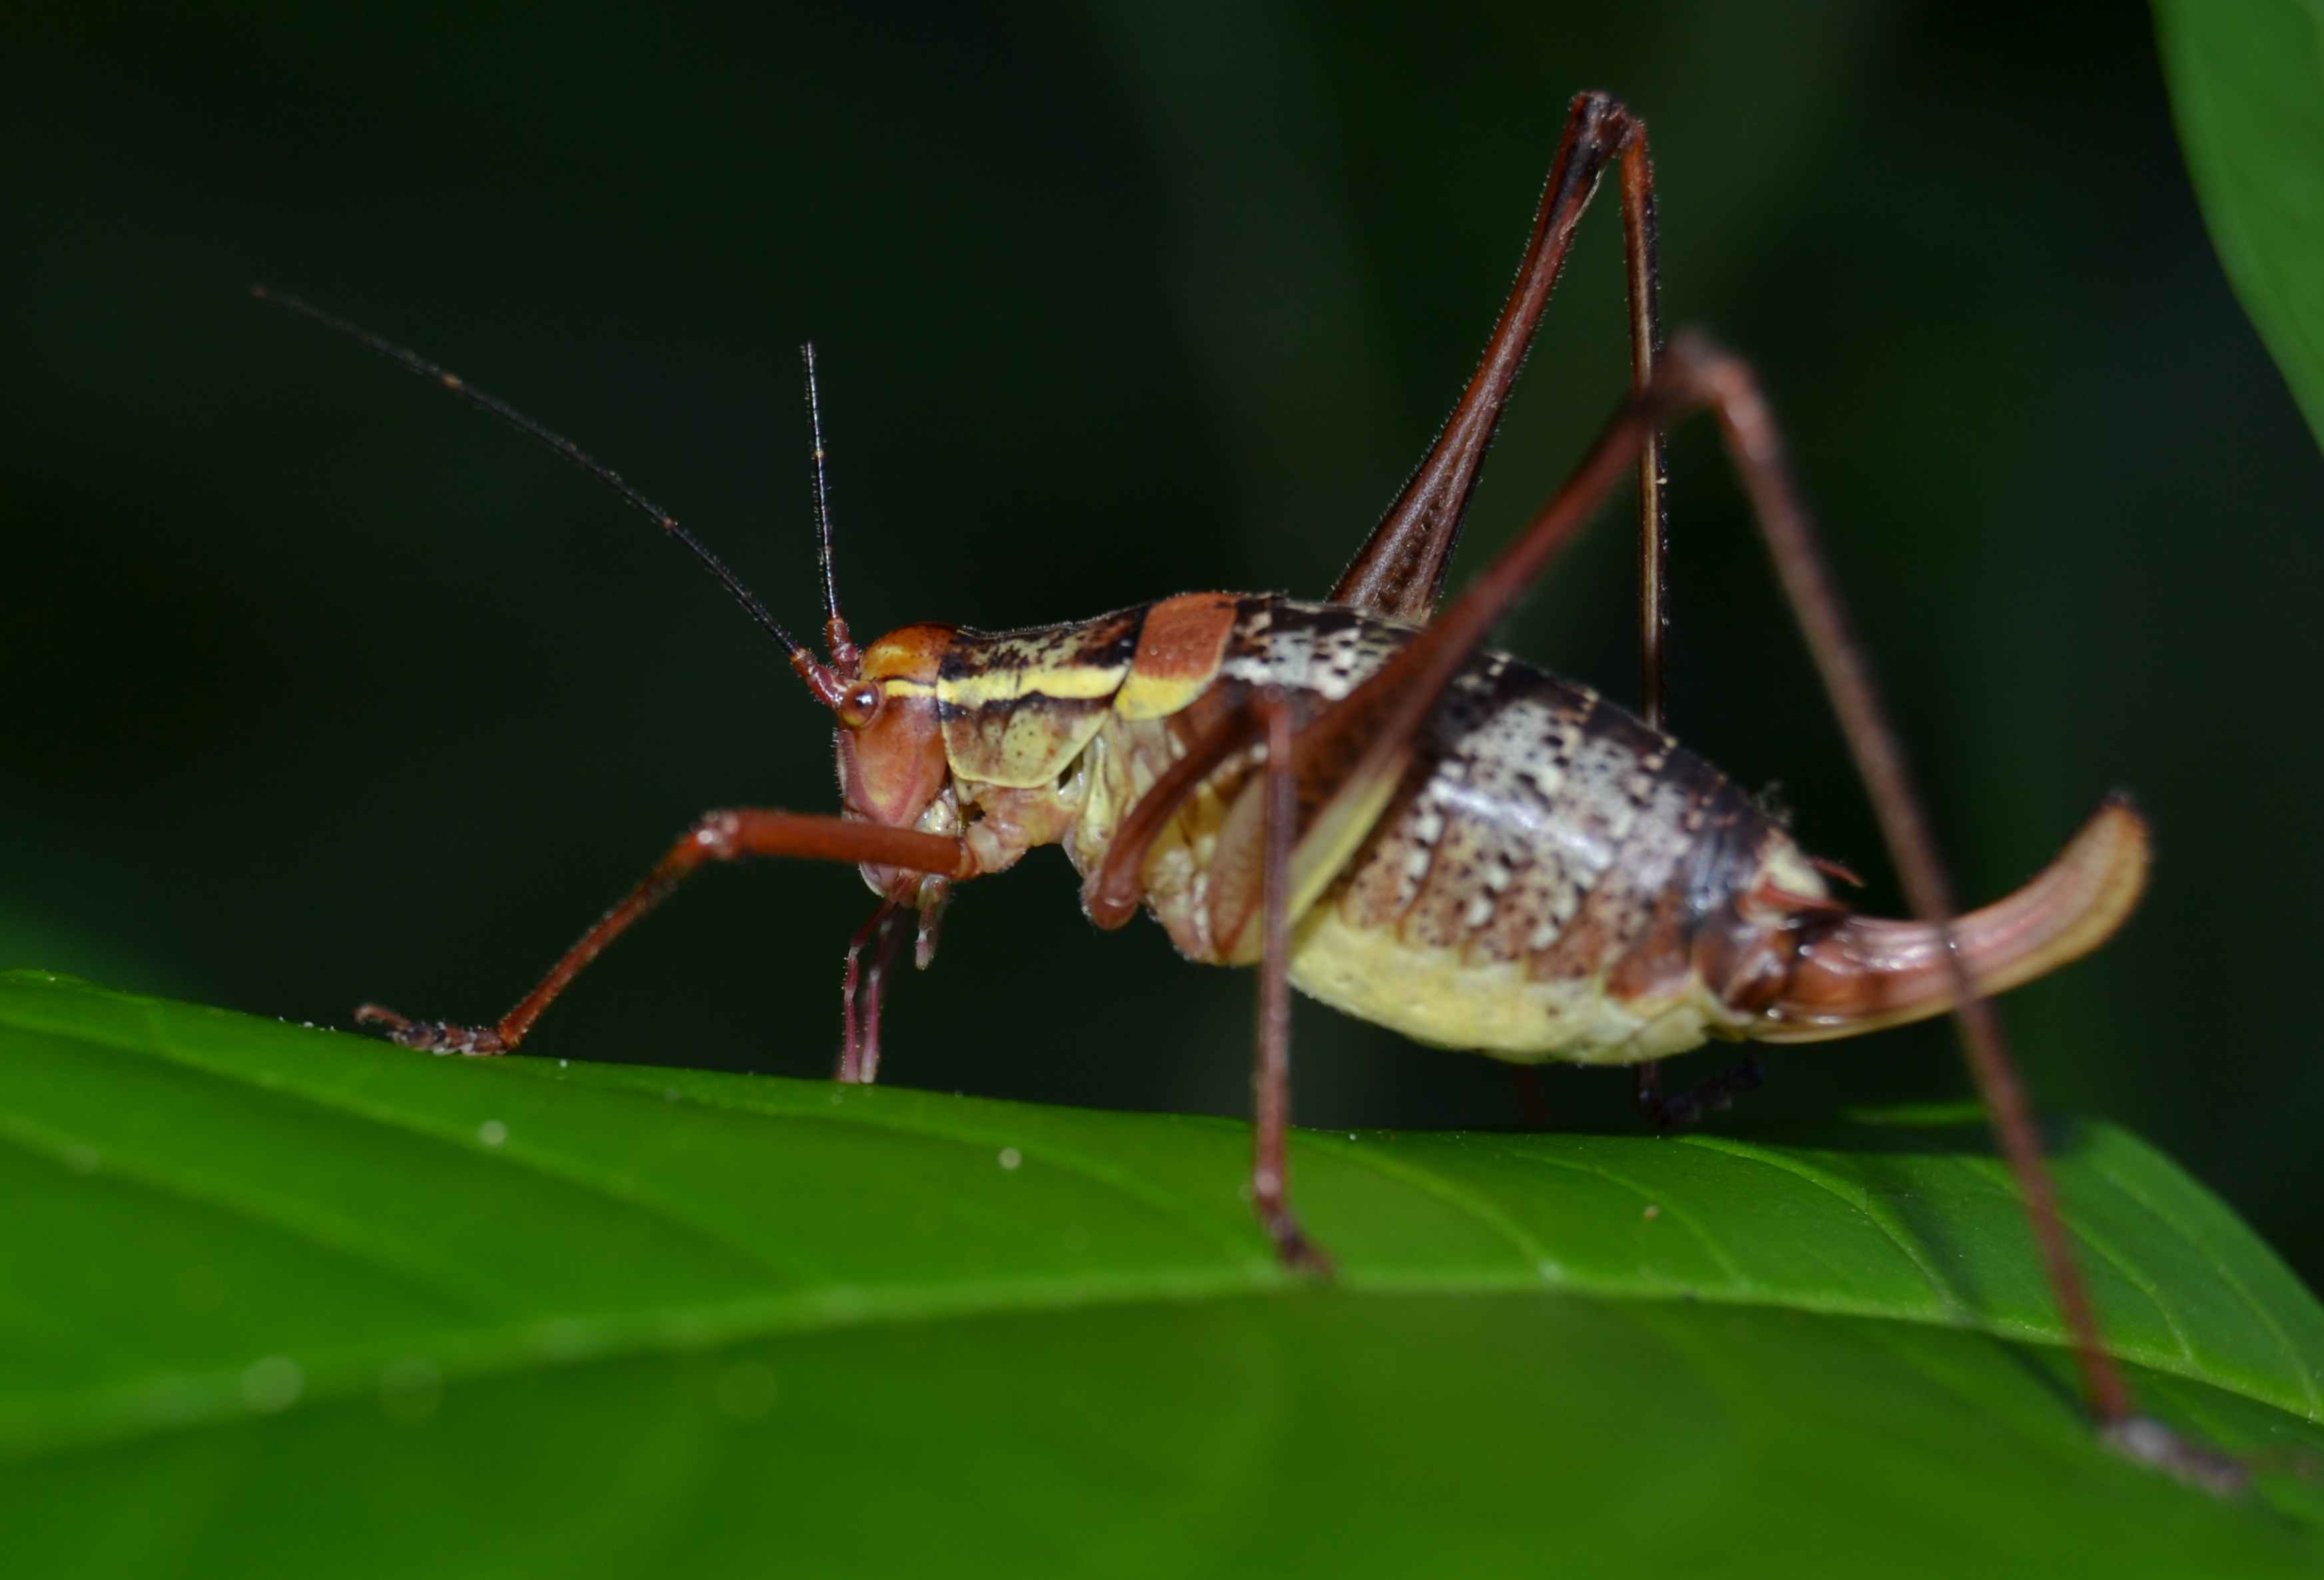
(2156, 0, 2324, 455)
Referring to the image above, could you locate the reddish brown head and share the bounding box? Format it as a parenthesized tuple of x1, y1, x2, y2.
(819, 623, 956, 829)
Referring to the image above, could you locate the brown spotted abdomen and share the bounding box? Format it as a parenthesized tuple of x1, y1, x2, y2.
(1300, 639, 1828, 1063)
(1076, 599, 1830, 1065)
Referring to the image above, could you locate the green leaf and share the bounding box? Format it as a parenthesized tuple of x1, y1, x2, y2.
(3, 973, 2321, 1577)
(2156, 0, 2324, 453)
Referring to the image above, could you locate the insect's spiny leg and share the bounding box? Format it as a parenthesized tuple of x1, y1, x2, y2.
(1332, 91, 1659, 626)
(1253, 692, 1328, 1274)
(1290, 328, 2215, 1478)
(1617, 117, 1669, 731)
(1653, 335, 2241, 1487)
(1658, 338, 2128, 1404)
(355, 812, 964, 1058)
(1614, 116, 1673, 1127)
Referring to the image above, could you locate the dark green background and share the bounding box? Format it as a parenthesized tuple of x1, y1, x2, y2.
(7, 2, 2320, 1285)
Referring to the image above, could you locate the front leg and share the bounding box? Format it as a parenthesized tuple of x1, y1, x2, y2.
(357, 809, 965, 1056)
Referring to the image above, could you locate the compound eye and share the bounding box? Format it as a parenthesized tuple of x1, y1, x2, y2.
(836, 682, 884, 730)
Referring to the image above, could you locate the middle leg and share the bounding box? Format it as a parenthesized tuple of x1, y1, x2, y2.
(1250, 692, 1330, 1273)
(357, 809, 964, 1056)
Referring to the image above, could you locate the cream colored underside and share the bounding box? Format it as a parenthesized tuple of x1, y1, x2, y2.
(1286, 904, 1744, 1067)
(1063, 710, 1757, 1069)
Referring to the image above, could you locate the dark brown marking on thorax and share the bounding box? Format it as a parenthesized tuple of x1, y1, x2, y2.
(938, 605, 1147, 788)
(939, 605, 1145, 697)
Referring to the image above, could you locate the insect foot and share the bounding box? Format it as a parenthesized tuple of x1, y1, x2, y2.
(1263, 1213, 1336, 1279)
(354, 1003, 509, 1056)
(2104, 1416, 2250, 1498)
(1275, 1232, 1335, 1279)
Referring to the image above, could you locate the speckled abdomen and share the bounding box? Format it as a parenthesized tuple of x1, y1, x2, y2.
(1065, 599, 1831, 1063)
(1294, 649, 1820, 1064)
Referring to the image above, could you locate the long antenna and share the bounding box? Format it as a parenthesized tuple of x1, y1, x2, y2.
(801, 342, 850, 653)
(250, 284, 812, 664)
